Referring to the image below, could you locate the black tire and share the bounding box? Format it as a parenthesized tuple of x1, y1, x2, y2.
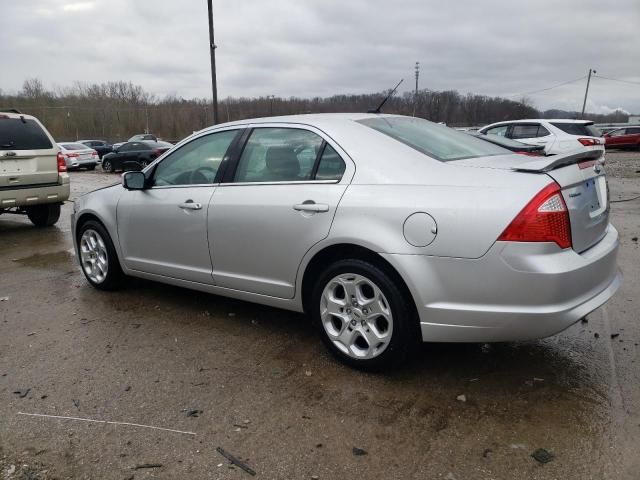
(310, 258, 420, 370)
(77, 220, 124, 290)
(140, 159, 149, 168)
(102, 159, 113, 173)
(26, 204, 61, 227)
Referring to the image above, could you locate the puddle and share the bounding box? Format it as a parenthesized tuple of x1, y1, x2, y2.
(14, 250, 74, 268)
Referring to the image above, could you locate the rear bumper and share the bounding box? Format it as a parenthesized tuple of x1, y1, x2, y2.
(382, 225, 621, 342)
(0, 176, 70, 208)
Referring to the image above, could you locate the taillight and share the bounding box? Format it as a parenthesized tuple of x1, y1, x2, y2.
(578, 138, 601, 146)
(498, 183, 572, 249)
(57, 152, 67, 172)
(91, 150, 98, 157)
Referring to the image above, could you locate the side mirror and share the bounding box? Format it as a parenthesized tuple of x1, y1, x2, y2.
(122, 171, 146, 190)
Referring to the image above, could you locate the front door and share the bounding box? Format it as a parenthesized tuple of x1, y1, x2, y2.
(117, 129, 241, 284)
(209, 126, 351, 298)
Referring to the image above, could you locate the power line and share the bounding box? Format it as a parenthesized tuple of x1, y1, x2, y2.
(505, 75, 587, 98)
(594, 75, 640, 87)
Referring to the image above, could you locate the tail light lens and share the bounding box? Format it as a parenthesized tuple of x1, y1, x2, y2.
(57, 152, 67, 172)
(91, 150, 98, 157)
(578, 137, 601, 146)
(498, 183, 572, 249)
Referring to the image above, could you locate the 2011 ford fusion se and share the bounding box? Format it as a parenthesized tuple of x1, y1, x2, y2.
(72, 114, 621, 369)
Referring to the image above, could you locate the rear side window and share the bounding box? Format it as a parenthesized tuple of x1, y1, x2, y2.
(315, 144, 346, 181)
(0, 118, 53, 150)
(511, 125, 538, 139)
(627, 127, 640, 135)
(551, 123, 601, 137)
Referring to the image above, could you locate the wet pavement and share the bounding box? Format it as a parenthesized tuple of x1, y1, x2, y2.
(1, 152, 639, 479)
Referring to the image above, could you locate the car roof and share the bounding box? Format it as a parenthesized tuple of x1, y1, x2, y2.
(490, 119, 592, 124)
(197, 113, 401, 135)
(0, 111, 38, 120)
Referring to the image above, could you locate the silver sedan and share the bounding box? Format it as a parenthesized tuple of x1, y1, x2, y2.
(71, 114, 621, 369)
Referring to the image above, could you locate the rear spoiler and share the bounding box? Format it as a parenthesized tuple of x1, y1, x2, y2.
(512, 149, 603, 173)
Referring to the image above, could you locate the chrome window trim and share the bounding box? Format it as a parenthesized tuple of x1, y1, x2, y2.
(219, 179, 339, 187)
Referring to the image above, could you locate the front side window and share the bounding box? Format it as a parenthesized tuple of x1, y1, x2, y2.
(234, 128, 324, 182)
(358, 117, 508, 162)
(484, 125, 509, 137)
(153, 130, 238, 186)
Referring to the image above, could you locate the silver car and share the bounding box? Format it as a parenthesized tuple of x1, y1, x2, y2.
(71, 114, 621, 369)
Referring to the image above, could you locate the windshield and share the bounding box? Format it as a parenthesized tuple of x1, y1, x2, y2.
(357, 116, 509, 161)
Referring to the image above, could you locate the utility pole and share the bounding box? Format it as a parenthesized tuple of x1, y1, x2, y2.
(207, 0, 219, 124)
(581, 68, 596, 118)
(413, 62, 420, 117)
(268, 95, 275, 115)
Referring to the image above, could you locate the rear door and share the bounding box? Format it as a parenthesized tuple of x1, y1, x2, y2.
(0, 115, 58, 188)
(208, 125, 353, 298)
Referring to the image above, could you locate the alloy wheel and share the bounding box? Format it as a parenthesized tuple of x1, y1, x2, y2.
(320, 273, 393, 360)
(80, 229, 109, 284)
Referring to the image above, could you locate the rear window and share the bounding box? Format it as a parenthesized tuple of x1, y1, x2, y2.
(551, 122, 601, 137)
(357, 117, 509, 162)
(60, 143, 87, 150)
(0, 118, 53, 150)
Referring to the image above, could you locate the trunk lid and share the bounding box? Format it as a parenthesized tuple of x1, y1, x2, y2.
(455, 150, 609, 253)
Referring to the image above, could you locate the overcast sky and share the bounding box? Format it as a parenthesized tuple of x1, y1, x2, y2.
(2, 0, 639, 113)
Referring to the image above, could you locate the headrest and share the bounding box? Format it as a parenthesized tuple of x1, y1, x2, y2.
(265, 145, 300, 177)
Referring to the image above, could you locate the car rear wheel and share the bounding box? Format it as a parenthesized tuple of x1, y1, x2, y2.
(310, 258, 419, 370)
(140, 159, 149, 168)
(87, 164, 96, 171)
(78, 220, 124, 290)
(102, 159, 113, 173)
(26, 204, 61, 227)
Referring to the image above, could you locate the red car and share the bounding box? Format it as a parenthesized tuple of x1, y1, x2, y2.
(603, 126, 640, 149)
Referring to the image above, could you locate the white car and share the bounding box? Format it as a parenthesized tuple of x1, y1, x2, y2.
(58, 142, 99, 170)
(478, 119, 604, 156)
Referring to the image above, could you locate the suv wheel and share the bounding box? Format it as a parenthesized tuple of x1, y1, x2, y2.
(102, 159, 113, 173)
(78, 220, 124, 290)
(26, 204, 61, 227)
(310, 258, 419, 370)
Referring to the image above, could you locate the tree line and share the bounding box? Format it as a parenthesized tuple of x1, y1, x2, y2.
(0, 78, 629, 142)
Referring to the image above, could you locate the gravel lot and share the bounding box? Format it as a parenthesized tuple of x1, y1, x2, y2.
(1, 151, 639, 479)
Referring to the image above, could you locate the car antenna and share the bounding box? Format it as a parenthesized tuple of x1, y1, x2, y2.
(368, 79, 403, 114)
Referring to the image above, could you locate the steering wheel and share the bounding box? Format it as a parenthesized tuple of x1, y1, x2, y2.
(190, 166, 216, 184)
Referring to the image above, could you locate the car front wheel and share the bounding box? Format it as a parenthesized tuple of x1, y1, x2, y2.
(310, 258, 419, 370)
(78, 220, 124, 290)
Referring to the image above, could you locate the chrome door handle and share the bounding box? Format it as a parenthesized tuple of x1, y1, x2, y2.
(179, 200, 202, 210)
(293, 202, 329, 213)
